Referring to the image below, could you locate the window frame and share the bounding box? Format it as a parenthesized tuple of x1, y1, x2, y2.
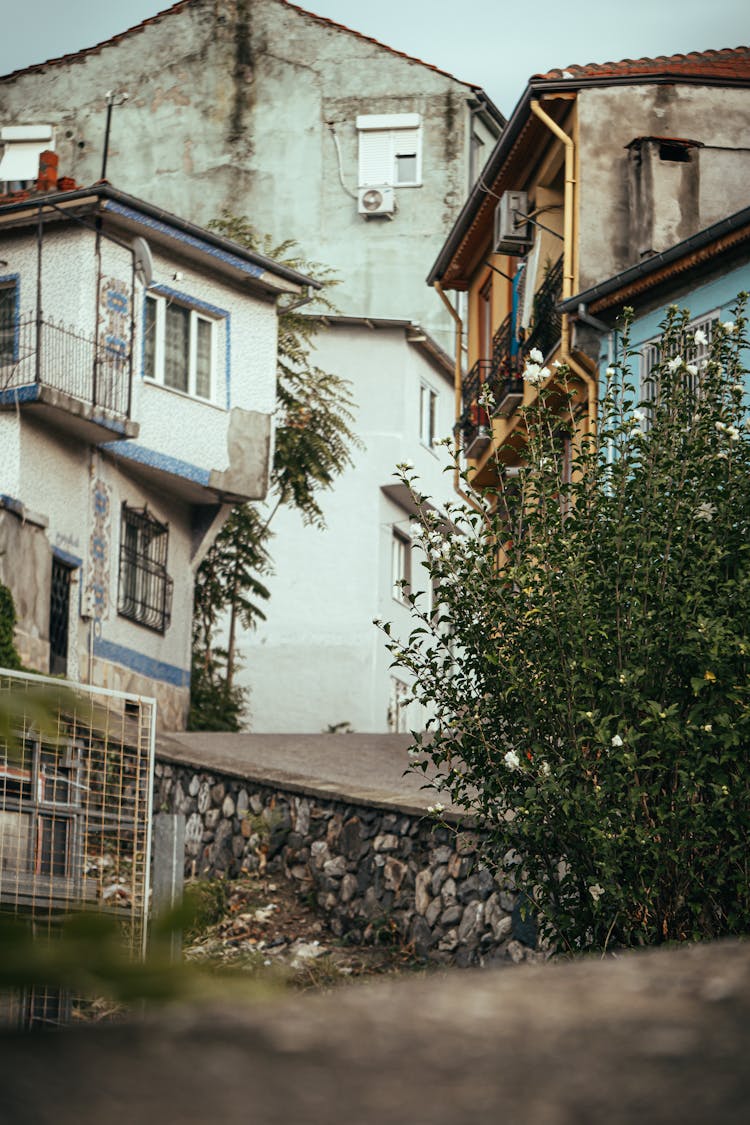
(419, 382, 438, 449)
(142, 289, 223, 404)
(0, 275, 19, 366)
(117, 503, 174, 634)
(639, 309, 719, 432)
(391, 529, 412, 605)
(388, 676, 410, 733)
(356, 113, 423, 189)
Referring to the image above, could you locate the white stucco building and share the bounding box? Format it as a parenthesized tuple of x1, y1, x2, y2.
(239, 316, 455, 733)
(0, 180, 312, 727)
(0, 1, 503, 731)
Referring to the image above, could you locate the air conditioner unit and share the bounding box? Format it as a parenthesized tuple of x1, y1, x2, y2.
(493, 190, 531, 253)
(358, 185, 396, 217)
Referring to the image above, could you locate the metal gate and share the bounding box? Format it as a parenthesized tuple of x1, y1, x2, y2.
(0, 669, 156, 1027)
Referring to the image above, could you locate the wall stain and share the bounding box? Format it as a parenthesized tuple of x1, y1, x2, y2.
(229, 0, 253, 144)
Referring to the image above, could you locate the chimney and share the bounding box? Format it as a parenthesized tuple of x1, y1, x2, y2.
(36, 149, 59, 192)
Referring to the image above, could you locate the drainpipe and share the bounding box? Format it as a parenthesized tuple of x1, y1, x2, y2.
(433, 281, 485, 515)
(529, 99, 597, 438)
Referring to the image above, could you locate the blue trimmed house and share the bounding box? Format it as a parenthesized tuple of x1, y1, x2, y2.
(559, 206, 750, 418)
(0, 181, 314, 727)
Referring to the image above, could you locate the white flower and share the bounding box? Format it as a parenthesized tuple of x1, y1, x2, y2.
(702, 724, 712, 733)
(552, 359, 563, 368)
(722, 321, 736, 333)
(408, 746, 420, 758)
(611, 734, 624, 748)
(504, 749, 521, 771)
(694, 502, 717, 522)
(686, 363, 699, 377)
(529, 347, 544, 364)
(727, 425, 740, 441)
(715, 420, 727, 432)
(693, 329, 708, 347)
(605, 367, 616, 377)
(540, 761, 551, 777)
(523, 362, 550, 386)
(396, 460, 414, 472)
(731, 383, 745, 395)
(589, 883, 605, 904)
(427, 802, 445, 815)
(409, 522, 422, 538)
(667, 356, 683, 372)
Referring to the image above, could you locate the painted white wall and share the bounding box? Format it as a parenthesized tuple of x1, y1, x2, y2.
(0, 211, 282, 725)
(234, 322, 455, 733)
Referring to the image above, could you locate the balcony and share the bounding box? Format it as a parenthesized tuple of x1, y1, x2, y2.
(522, 255, 563, 362)
(0, 314, 138, 442)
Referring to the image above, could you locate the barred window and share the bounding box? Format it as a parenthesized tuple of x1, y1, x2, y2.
(118, 504, 173, 633)
(639, 311, 719, 432)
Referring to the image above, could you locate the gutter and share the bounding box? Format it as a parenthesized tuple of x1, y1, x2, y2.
(528, 99, 597, 437)
(433, 281, 486, 517)
(559, 204, 750, 314)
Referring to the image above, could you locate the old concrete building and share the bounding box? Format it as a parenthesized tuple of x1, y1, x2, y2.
(0, 0, 502, 344)
(0, 178, 312, 727)
(0, 0, 502, 732)
(428, 47, 750, 483)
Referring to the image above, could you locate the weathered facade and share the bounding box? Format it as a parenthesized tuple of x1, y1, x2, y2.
(0, 0, 503, 732)
(428, 48, 750, 482)
(0, 0, 501, 347)
(0, 182, 311, 726)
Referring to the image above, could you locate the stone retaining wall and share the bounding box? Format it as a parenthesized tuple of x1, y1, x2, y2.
(155, 759, 540, 967)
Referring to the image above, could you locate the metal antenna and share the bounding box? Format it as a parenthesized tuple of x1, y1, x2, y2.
(101, 90, 129, 181)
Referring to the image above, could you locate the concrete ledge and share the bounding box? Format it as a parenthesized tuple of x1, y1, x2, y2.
(157, 732, 457, 818)
(1, 939, 748, 1123)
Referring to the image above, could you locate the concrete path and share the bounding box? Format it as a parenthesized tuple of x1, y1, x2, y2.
(157, 732, 455, 816)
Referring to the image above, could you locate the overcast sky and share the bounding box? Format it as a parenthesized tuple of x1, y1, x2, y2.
(1, 0, 747, 116)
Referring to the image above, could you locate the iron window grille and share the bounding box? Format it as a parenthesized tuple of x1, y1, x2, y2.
(118, 504, 173, 633)
(639, 311, 719, 432)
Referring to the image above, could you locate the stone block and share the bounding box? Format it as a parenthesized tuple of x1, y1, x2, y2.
(415, 869, 432, 915)
(373, 834, 400, 853)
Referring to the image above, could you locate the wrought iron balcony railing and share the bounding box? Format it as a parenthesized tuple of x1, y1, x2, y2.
(522, 255, 563, 361)
(0, 313, 132, 419)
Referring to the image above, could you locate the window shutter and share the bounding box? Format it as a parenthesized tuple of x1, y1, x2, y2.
(358, 130, 393, 187)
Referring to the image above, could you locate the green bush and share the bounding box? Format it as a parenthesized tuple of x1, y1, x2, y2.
(386, 300, 750, 953)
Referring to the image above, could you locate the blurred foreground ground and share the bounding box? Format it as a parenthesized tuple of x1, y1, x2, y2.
(1, 936, 748, 1124)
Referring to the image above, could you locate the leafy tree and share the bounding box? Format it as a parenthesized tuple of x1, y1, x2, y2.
(385, 299, 750, 953)
(189, 214, 359, 729)
(0, 582, 21, 671)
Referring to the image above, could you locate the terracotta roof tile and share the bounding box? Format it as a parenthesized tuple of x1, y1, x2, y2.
(535, 45, 750, 84)
(0, 0, 482, 92)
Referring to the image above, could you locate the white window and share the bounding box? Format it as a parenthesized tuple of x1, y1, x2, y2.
(639, 310, 719, 431)
(0, 280, 18, 364)
(388, 677, 410, 733)
(357, 114, 422, 188)
(391, 530, 411, 604)
(143, 293, 219, 401)
(420, 383, 438, 448)
(0, 125, 54, 191)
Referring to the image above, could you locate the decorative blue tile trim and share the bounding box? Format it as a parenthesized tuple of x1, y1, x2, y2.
(142, 285, 231, 409)
(93, 637, 190, 688)
(99, 440, 212, 487)
(102, 201, 266, 279)
(0, 383, 40, 405)
(52, 547, 83, 568)
(0, 272, 20, 363)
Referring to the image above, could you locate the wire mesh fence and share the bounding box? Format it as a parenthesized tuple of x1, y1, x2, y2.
(0, 669, 155, 1029)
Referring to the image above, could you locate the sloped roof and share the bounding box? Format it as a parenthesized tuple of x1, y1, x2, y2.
(535, 46, 750, 84)
(428, 44, 750, 287)
(0, 0, 493, 101)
